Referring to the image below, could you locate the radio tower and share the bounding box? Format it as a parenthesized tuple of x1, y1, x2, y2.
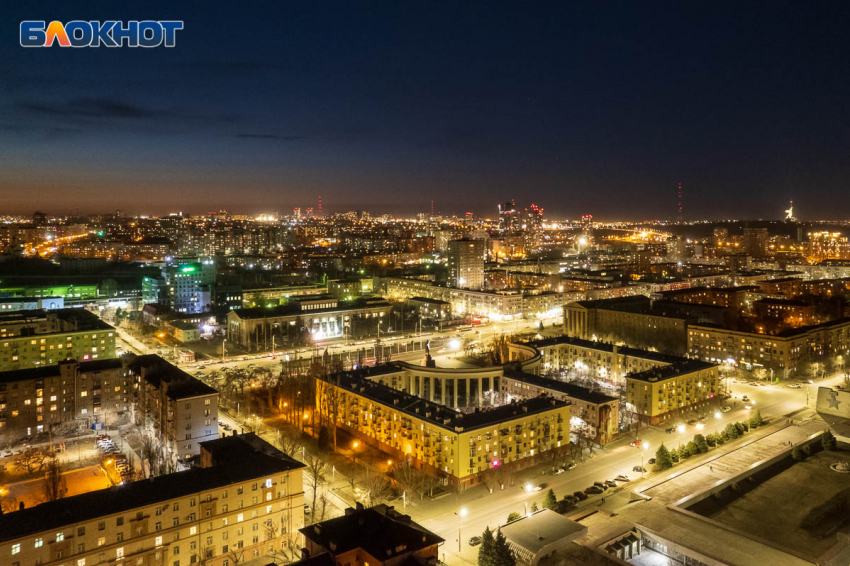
(318, 195, 322, 217)
(431, 199, 434, 218)
(677, 182, 683, 223)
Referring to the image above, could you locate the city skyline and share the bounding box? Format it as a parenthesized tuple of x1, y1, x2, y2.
(3, 1, 850, 218)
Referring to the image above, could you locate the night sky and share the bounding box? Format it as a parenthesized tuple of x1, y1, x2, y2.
(2, 1, 849, 219)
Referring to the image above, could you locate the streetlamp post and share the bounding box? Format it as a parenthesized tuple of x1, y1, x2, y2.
(454, 508, 468, 552)
(641, 441, 649, 478)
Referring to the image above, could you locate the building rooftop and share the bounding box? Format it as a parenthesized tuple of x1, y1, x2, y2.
(231, 297, 389, 320)
(525, 335, 684, 365)
(131, 354, 218, 399)
(500, 508, 587, 555)
(0, 434, 302, 544)
(299, 504, 443, 561)
(321, 366, 569, 432)
(503, 370, 618, 405)
(627, 358, 716, 382)
(0, 358, 124, 385)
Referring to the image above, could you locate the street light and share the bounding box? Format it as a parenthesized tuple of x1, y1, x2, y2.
(455, 507, 468, 552)
(641, 441, 650, 478)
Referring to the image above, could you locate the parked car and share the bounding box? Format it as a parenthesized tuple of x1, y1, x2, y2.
(573, 491, 588, 501)
(742, 396, 749, 402)
(721, 406, 732, 412)
(554, 468, 564, 475)
(585, 485, 604, 494)
(633, 465, 647, 473)
(686, 419, 698, 426)
(566, 462, 576, 471)
(531, 484, 544, 492)
(648, 458, 656, 465)
(593, 481, 609, 491)
(468, 536, 482, 546)
(835, 385, 845, 391)
(605, 480, 617, 488)
(665, 426, 676, 433)
(1, 450, 12, 458)
(615, 474, 631, 482)
(629, 439, 643, 448)
(787, 383, 802, 389)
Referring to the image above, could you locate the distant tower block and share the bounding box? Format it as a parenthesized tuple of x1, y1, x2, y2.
(677, 182, 683, 223)
(785, 200, 797, 222)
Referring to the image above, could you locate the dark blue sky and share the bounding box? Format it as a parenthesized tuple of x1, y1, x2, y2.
(2, 1, 849, 219)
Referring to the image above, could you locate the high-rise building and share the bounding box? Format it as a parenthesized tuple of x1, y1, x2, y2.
(743, 227, 769, 258)
(143, 257, 216, 313)
(712, 227, 728, 248)
(447, 238, 485, 289)
(498, 200, 521, 232)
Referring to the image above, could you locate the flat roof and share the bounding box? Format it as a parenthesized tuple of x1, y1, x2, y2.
(131, 354, 218, 399)
(627, 359, 716, 382)
(503, 370, 617, 405)
(525, 335, 684, 365)
(500, 508, 586, 553)
(0, 358, 124, 385)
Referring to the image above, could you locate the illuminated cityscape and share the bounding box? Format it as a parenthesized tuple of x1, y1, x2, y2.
(3, 3, 850, 566)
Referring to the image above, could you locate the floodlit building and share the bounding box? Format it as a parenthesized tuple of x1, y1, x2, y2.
(447, 238, 486, 290)
(315, 365, 571, 491)
(0, 309, 117, 372)
(0, 433, 305, 566)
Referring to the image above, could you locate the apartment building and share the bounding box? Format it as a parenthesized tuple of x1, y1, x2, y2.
(0, 355, 217, 457)
(0, 433, 305, 566)
(564, 297, 689, 355)
(0, 358, 130, 444)
(625, 360, 719, 425)
(0, 309, 117, 372)
(499, 370, 619, 444)
(130, 355, 219, 459)
(315, 367, 570, 491)
(688, 317, 850, 373)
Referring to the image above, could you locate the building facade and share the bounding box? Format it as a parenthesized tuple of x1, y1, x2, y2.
(447, 238, 485, 290)
(0, 309, 117, 372)
(0, 434, 305, 566)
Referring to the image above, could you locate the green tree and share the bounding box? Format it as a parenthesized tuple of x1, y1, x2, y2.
(506, 512, 521, 523)
(687, 441, 699, 457)
(493, 529, 516, 566)
(706, 433, 716, 447)
(670, 447, 680, 463)
(719, 430, 729, 443)
(478, 527, 496, 566)
(694, 434, 709, 453)
(655, 443, 673, 469)
(822, 430, 838, 451)
(679, 444, 690, 459)
(749, 409, 763, 429)
(802, 444, 812, 457)
(544, 489, 559, 511)
(791, 446, 804, 462)
(734, 422, 745, 436)
(725, 423, 739, 439)
(741, 421, 749, 433)
(530, 501, 538, 512)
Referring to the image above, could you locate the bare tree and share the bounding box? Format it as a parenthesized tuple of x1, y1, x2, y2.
(15, 447, 46, 475)
(363, 468, 392, 507)
(226, 548, 245, 566)
(40, 455, 68, 503)
(304, 455, 328, 518)
(274, 432, 300, 459)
